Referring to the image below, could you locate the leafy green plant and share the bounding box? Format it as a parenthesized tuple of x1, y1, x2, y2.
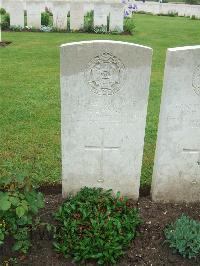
(84, 11, 94, 33)
(9, 25, 23, 32)
(0, 8, 6, 15)
(110, 26, 123, 35)
(1, 12, 10, 30)
(124, 17, 135, 34)
(93, 25, 108, 34)
(185, 0, 198, 4)
(158, 11, 178, 17)
(53, 187, 141, 265)
(51, 27, 67, 33)
(0, 174, 45, 253)
(167, 11, 178, 17)
(191, 15, 199, 20)
(41, 12, 51, 26)
(164, 214, 200, 259)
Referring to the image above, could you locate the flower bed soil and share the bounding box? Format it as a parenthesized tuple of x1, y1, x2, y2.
(0, 41, 12, 47)
(1, 185, 200, 266)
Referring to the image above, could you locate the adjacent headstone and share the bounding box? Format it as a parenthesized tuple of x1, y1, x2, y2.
(70, 2, 84, 30)
(152, 45, 200, 202)
(61, 40, 152, 199)
(52, 1, 69, 30)
(94, 3, 110, 27)
(6, 0, 24, 27)
(26, 1, 44, 29)
(84, 1, 94, 14)
(109, 3, 124, 32)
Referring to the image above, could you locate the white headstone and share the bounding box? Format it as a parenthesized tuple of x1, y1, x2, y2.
(6, 0, 24, 27)
(26, 1, 44, 28)
(61, 40, 152, 199)
(94, 3, 110, 27)
(70, 2, 84, 30)
(109, 3, 124, 32)
(52, 1, 69, 30)
(84, 1, 94, 14)
(152, 45, 200, 202)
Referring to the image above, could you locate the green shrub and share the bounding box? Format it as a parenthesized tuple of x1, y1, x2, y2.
(41, 12, 50, 26)
(84, 11, 94, 32)
(124, 17, 135, 34)
(10, 25, 23, 31)
(164, 214, 200, 259)
(110, 27, 123, 35)
(53, 187, 141, 265)
(45, 6, 53, 16)
(158, 11, 178, 17)
(0, 8, 6, 15)
(93, 25, 108, 34)
(1, 12, 10, 30)
(137, 11, 153, 15)
(0, 174, 45, 254)
(167, 11, 178, 17)
(191, 15, 198, 20)
(185, 0, 198, 4)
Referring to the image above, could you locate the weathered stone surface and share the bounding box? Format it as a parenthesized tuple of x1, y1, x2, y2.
(84, 1, 94, 13)
(52, 1, 70, 29)
(152, 45, 200, 202)
(26, 1, 44, 28)
(109, 3, 124, 32)
(94, 3, 110, 27)
(6, 0, 24, 27)
(70, 2, 84, 30)
(61, 40, 152, 199)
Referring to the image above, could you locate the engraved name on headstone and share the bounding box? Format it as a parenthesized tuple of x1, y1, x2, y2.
(61, 40, 152, 199)
(152, 45, 200, 202)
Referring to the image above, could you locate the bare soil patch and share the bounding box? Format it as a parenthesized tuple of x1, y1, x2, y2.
(0, 41, 12, 47)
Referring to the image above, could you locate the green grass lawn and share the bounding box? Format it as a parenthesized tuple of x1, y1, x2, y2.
(0, 14, 200, 187)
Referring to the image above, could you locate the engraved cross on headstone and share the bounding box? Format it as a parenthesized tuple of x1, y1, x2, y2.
(183, 148, 200, 166)
(85, 128, 120, 183)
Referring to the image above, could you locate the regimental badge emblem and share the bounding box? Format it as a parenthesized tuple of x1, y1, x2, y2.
(192, 65, 200, 96)
(85, 52, 125, 96)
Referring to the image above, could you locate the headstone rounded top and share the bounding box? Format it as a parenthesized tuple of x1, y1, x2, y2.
(60, 40, 152, 51)
(168, 45, 200, 52)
